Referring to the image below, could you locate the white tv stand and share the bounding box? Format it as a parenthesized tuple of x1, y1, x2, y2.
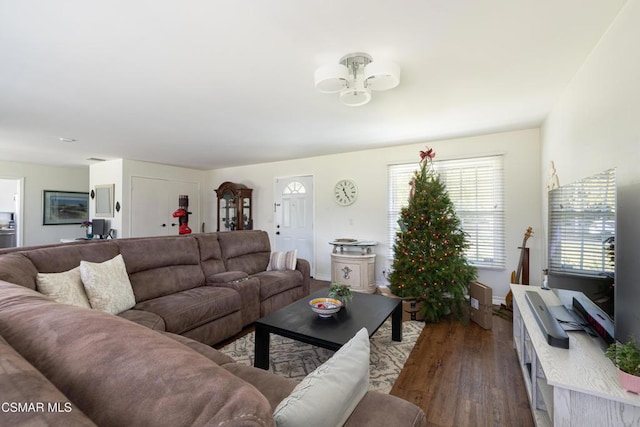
(510, 285, 640, 426)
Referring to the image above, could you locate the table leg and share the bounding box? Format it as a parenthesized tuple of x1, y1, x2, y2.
(254, 325, 270, 369)
(391, 303, 402, 342)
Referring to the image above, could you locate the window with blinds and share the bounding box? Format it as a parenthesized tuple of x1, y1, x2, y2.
(388, 155, 505, 269)
(548, 168, 616, 277)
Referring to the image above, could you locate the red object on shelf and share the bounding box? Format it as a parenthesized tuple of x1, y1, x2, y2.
(172, 208, 187, 218)
(173, 196, 192, 235)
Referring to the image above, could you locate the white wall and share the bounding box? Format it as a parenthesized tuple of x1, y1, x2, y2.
(207, 128, 541, 303)
(90, 159, 208, 238)
(122, 160, 207, 237)
(541, 0, 640, 252)
(0, 160, 89, 245)
(89, 159, 124, 237)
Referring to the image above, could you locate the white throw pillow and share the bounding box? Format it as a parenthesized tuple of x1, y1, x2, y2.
(80, 254, 136, 314)
(273, 328, 370, 427)
(36, 266, 91, 308)
(267, 249, 297, 271)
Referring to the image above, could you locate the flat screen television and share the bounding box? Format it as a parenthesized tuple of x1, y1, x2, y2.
(615, 181, 640, 345)
(547, 168, 616, 344)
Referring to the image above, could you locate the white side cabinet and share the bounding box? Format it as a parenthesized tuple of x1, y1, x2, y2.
(511, 285, 640, 426)
(331, 253, 376, 294)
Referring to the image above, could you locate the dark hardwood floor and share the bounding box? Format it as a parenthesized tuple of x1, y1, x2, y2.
(295, 280, 534, 426)
(391, 311, 534, 427)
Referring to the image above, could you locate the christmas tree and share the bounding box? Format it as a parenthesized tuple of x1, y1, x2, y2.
(389, 147, 477, 322)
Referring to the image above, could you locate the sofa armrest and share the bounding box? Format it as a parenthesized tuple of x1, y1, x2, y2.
(295, 258, 311, 296)
(118, 309, 166, 331)
(207, 271, 249, 283)
(345, 391, 427, 427)
(207, 275, 260, 326)
(0, 282, 276, 427)
(0, 335, 97, 426)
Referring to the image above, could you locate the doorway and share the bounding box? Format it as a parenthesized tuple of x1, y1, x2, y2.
(274, 175, 314, 276)
(0, 178, 22, 248)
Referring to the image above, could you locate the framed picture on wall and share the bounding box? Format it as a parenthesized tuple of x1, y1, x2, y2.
(43, 190, 89, 225)
(94, 184, 115, 217)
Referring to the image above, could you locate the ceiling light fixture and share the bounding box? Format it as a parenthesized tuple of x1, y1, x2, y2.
(314, 52, 400, 107)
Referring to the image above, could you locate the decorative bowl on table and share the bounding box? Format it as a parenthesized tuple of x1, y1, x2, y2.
(309, 298, 342, 317)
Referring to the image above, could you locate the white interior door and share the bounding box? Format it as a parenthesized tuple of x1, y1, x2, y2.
(274, 176, 314, 276)
(0, 178, 21, 247)
(131, 177, 200, 237)
(131, 177, 169, 237)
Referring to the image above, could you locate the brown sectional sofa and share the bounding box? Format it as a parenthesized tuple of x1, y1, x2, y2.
(0, 231, 427, 426)
(0, 230, 309, 346)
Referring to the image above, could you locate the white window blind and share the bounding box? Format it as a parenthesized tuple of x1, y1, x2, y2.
(548, 168, 616, 277)
(388, 155, 505, 269)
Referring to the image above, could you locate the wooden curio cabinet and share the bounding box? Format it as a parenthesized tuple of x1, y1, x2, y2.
(215, 182, 253, 231)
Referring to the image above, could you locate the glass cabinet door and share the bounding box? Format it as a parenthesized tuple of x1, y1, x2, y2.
(242, 197, 252, 229)
(219, 192, 237, 231)
(215, 182, 252, 231)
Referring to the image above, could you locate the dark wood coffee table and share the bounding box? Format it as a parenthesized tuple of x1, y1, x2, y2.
(254, 289, 402, 369)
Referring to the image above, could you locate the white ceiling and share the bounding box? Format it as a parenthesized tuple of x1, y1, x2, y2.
(0, 1, 628, 170)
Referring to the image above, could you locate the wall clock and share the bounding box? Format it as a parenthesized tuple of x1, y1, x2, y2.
(334, 179, 358, 206)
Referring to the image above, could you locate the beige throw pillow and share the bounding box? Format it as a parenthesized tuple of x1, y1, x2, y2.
(273, 327, 370, 427)
(36, 266, 91, 308)
(267, 249, 297, 271)
(80, 254, 136, 314)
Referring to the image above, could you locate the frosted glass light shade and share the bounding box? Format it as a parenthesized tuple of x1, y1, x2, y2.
(340, 87, 371, 106)
(315, 53, 400, 106)
(364, 61, 400, 91)
(314, 64, 349, 93)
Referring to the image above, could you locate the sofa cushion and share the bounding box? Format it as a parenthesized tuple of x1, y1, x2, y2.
(0, 282, 275, 427)
(0, 253, 39, 290)
(25, 241, 120, 274)
(218, 230, 271, 275)
(0, 334, 97, 426)
(80, 254, 136, 314)
(117, 236, 205, 302)
(260, 287, 305, 318)
(194, 233, 227, 277)
(163, 331, 237, 366)
(182, 312, 243, 346)
(118, 309, 166, 331)
(36, 266, 92, 308)
(267, 250, 297, 271)
(134, 286, 241, 335)
(224, 362, 299, 413)
(254, 270, 304, 300)
(344, 391, 428, 427)
(273, 328, 370, 427)
(163, 332, 298, 413)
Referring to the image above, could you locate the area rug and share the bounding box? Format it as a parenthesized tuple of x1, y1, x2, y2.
(220, 320, 424, 393)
